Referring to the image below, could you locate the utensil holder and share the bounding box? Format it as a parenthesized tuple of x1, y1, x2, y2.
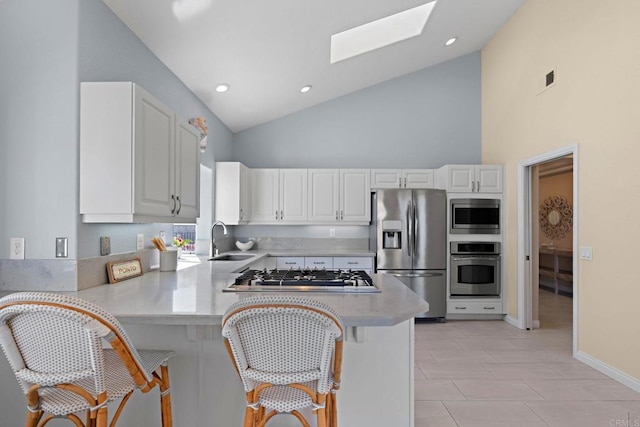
(159, 249, 178, 272)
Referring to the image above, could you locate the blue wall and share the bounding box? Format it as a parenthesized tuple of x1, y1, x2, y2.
(233, 52, 481, 169)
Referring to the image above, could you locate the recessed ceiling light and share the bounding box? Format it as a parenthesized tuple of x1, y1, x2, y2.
(300, 85, 312, 93)
(215, 84, 230, 93)
(330, 1, 437, 64)
(445, 37, 457, 46)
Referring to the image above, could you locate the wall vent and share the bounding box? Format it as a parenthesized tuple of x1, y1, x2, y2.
(537, 67, 557, 95)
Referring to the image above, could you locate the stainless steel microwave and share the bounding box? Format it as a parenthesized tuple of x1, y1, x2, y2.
(450, 198, 500, 234)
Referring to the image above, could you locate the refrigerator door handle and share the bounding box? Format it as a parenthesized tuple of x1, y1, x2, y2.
(407, 201, 413, 257)
(412, 200, 418, 260)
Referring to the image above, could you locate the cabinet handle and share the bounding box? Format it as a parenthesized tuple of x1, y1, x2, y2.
(347, 261, 358, 265)
(483, 307, 496, 310)
(455, 306, 467, 310)
(313, 262, 324, 265)
(404, 177, 407, 187)
(171, 195, 176, 214)
(398, 177, 402, 187)
(275, 210, 279, 220)
(280, 210, 283, 220)
(285, 262, 296, 265)
(176, 196, 182, 215)
(336, 210, 339, 220)
(340, 210, 344, 220)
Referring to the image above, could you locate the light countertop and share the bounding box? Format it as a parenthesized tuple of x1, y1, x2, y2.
(68, 252, 426, 327)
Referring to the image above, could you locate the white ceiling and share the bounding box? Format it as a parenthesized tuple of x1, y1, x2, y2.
(103, 0, 524, 132)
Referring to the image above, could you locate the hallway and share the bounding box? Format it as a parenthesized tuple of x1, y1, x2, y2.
(414, 291, 640, 426)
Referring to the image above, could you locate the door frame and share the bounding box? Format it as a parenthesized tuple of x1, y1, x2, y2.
(517, 144, 578, 354)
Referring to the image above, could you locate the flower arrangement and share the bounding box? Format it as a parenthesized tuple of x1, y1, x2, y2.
(172, 236, 192, 248)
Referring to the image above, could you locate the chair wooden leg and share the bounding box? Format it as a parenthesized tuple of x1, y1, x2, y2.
(159, 365, 173, 427)
(330, 392, 338, 427)
(244, 391, 256, 427)
(24, 410, 42, 427)
(315, 394, 327, 427)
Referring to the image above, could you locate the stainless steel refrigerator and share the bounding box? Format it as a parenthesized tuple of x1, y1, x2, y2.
(371, 189, 447, 320)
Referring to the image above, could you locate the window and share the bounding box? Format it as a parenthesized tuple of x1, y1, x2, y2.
(173, 224, 196, 253)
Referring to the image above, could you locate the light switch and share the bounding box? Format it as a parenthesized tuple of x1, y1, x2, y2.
(580, 246, 593, 261)
(56, 237, 68, 258)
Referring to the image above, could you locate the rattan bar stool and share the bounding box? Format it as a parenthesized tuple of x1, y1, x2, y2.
(222, 295, 345, 427)
(0, 292, 175, 427)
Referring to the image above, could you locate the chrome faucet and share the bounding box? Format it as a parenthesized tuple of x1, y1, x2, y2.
(210, 221, 229, 258)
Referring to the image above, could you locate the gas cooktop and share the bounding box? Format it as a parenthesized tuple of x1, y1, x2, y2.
(223, 269, 380, 293)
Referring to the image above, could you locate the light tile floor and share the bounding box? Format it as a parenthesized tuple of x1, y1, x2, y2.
(414, 290, 640, 426)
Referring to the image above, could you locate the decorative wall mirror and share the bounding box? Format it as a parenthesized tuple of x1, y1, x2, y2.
(539, 196, 573, 239)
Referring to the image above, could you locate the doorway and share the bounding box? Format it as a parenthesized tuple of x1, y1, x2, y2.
(517, 145, 578, 355)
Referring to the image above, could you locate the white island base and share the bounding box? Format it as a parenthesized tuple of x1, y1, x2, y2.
(0, 320, 415, 426)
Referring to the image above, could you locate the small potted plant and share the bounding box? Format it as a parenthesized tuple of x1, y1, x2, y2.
(172, 236, 192, 258)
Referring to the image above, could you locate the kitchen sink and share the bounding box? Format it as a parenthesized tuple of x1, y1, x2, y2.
(208, 254, 255, 261)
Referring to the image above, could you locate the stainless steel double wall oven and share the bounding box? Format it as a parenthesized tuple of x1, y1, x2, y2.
(450, 241, 501, 298)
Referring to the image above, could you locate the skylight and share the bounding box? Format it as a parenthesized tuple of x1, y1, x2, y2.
(330, 1, 437, 64)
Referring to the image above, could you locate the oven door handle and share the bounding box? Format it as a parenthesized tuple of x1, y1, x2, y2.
(451, 255, 500, 261)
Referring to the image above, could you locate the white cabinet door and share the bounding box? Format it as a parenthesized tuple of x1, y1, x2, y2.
(276, 257, 305, 269)
(215, 162, 250, 225)
(80, 82, 200, 223)
(446, 165, 475, 193)
(308, 169, 340, 222)
(371, 169, 402, 189)
(250, 169, 280, 223)
(304, 257, 333, 269)
(403, 169, 434, 189)
(476, 166, 503, 193)
(446, 301, 503, 314)
(174, 118, 200, 221)
(280, 169, 307, 222)
(340, 169, 370, 223)
(333, 257, 374, 273)
(442, 165, 503, 193)
(133, 85, 175, 217)
(371, 169, 434, 189)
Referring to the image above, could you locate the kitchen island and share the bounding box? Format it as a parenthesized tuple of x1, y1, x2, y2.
(0, 253, 427, 427)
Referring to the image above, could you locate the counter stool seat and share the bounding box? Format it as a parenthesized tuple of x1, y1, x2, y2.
(0, 292, 175, 427)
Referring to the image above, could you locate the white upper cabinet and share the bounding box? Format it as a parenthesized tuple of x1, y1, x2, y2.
(215, 162, 250, 225)
(308, 169, 370, 224)
(80, 82, 200, 223)
(371, 169, 434, 189)
(250, 169, 307, 224)
(439, 165, 503, 193)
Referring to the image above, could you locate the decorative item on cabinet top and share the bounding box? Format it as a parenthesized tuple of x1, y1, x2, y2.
(189, 117, 208, 153)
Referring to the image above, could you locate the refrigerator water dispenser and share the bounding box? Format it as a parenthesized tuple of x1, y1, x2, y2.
(382, 220, 402, 249)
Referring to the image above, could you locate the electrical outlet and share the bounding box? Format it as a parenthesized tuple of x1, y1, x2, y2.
(100, 236, 111, 256)
(10, 237, 24, 260)
(329, 228, 335, 238)
(136, 234, 144, 251)
(159, 231, 166, 242)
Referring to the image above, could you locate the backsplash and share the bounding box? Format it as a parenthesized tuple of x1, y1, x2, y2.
(0, 249, 156, 292)
(252, 237, 369, 251)
(0, 259, 78, 292)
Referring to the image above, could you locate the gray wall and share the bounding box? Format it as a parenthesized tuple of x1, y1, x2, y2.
(232, 52, 481, 169)
(0, 0, 80, 259)
(77, 0, 233, 257)
(0, 0, 232, 261)
(231, 52, 481, 240)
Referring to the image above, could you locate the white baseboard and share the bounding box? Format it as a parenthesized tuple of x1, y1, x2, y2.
(504, 315, 523, 329)
(576, 350, 640, 393)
